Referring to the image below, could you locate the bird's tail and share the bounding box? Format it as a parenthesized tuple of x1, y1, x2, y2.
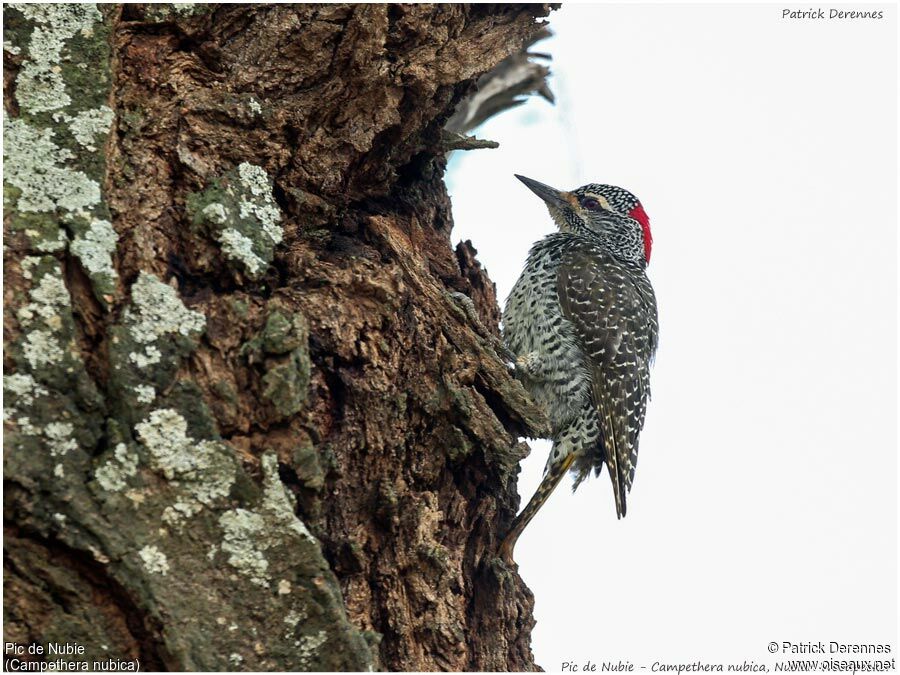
(596, 390, 629, 520)
(499, 453, 575, 564)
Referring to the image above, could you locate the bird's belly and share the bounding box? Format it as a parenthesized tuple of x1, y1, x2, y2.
(530, 344, 592, 436)
(504, 280, 593, 437)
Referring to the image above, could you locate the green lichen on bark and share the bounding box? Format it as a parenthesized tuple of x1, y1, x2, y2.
(243, 309, 311, 419)
(186, 163, 284, 280)
(3, 3, 117, 305)
(262, 351, 311, 419)
(258, 311, 307, 354)
(291, 435, 325, 492)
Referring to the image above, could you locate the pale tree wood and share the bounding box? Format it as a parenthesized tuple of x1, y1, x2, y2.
(3, 3, 553, 671)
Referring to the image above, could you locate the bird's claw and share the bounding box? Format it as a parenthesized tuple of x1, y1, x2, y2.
(495, 340, 517, 365)
(446, 291, 517, 368)
(513, 351, 545, 379)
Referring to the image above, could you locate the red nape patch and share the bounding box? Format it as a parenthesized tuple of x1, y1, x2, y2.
(629, 204, 652, 262)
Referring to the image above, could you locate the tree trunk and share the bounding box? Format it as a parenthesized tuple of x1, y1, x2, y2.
(3, 4, 552, 671)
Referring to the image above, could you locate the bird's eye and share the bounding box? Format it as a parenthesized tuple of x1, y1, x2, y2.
(581, 198, 602, 211)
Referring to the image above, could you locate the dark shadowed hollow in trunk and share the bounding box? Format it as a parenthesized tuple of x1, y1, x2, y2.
(3, 3, 559, 671)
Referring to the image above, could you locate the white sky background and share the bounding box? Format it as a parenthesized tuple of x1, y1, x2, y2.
(446, 4, 897, 669)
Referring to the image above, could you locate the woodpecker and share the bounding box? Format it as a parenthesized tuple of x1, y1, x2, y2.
(499, 175, 658, 564)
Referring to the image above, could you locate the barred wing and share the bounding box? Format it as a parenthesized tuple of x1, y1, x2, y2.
(557, 247, 658, 517)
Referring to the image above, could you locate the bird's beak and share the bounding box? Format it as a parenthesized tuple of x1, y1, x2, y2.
(515, 174, 575, 211)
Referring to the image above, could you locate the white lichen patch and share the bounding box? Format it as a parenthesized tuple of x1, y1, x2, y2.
(123, 273, 205, 368)
(229, 654, 243, 667)
(134, 409, 234, 524)
(22, 331, 65, 369)
(282, 607, 308, 641)
(136, 409, 204, 477)
(191, 163, 283, 278)
(138, 545, 169, 575)
(14, 416, 39, 436)
(4, 40, 22, 55)
(19, 328, 63, 367)
(10, 3, 103, 114)
(248, 98, 262, 115)
(239, 199, 283, 245)
(162, 499, 198, 525)
(95, 443, 139, 492)
(17, 271, 70, 324)
(53, 106, 114, 151)
(15, 262, 75, 371)
(261, 453, 313, 540)
(35, 229, 69, 253)
(219, 508, 271, 587)
(3, 117, 101, 214)
(131, 346, 161, 369)
(217, 228, 266, 275)
(295, 631, 328, 667)
(171, 3, 201, 16)
(5, 6, 115, 301)
(21, 256, 42, 280)
(134, 384, 156, 404)
(237, 162, 283, 245)
(283, 608, 306, 628)
(216, 453, 313, 589)
(237, 163, 270, 199)
(3, 373, 49, 407)
(202, 202, 227, 225)
(44, 421, 77, 456)
(70, 218, 118, 282)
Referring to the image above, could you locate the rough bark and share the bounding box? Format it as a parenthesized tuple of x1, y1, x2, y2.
(3, 3, 551, 671)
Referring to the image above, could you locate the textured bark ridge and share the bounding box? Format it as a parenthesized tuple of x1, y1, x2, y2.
(3, 4, 551, 671)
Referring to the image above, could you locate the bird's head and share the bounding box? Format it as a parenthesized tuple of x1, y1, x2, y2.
(515, 174, 653, 265)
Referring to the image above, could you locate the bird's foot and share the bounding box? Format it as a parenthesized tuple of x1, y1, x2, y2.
(495, 339, 517, 366)
(447, 291, 485, 334)
(514, 351, 545, 379)
(446, 291, 516, 366)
